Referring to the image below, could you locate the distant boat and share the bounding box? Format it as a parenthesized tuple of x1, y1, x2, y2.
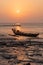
(12, 28, 39, 37)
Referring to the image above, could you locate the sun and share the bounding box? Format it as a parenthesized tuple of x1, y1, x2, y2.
(15, 9, 22, 17)
(16, 10, 20, 14)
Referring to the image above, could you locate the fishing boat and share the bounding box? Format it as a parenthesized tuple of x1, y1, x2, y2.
(12, 28, 39, 37)
(12, 23, 39, 37)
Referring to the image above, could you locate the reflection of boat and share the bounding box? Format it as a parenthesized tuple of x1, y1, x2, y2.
(12, 28, 39, 37)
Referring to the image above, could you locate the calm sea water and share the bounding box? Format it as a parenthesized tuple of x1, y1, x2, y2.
(0, 23, 43, 38)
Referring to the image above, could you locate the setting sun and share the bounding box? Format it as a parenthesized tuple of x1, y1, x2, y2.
(0, 0, 43, 23)
(16, 10, 20, 14)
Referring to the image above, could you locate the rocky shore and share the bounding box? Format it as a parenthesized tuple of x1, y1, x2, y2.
(0, 35, 43, 65)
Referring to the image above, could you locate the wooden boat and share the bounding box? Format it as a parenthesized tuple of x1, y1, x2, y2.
(12, 28, 39, 37)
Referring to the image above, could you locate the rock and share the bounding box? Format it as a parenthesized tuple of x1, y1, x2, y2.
(24, 63, 30, 65)
(2, 54, 17, 59)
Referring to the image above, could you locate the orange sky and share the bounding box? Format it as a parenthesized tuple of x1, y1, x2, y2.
(0, 0, 43, 23)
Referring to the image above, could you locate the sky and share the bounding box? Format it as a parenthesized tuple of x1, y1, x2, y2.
(0, 0, 43, 24)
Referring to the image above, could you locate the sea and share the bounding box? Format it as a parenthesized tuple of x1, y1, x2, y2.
(0, 23, 43, 65)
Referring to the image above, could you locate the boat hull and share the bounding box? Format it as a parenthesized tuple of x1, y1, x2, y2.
(12, 29, 39, 37)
